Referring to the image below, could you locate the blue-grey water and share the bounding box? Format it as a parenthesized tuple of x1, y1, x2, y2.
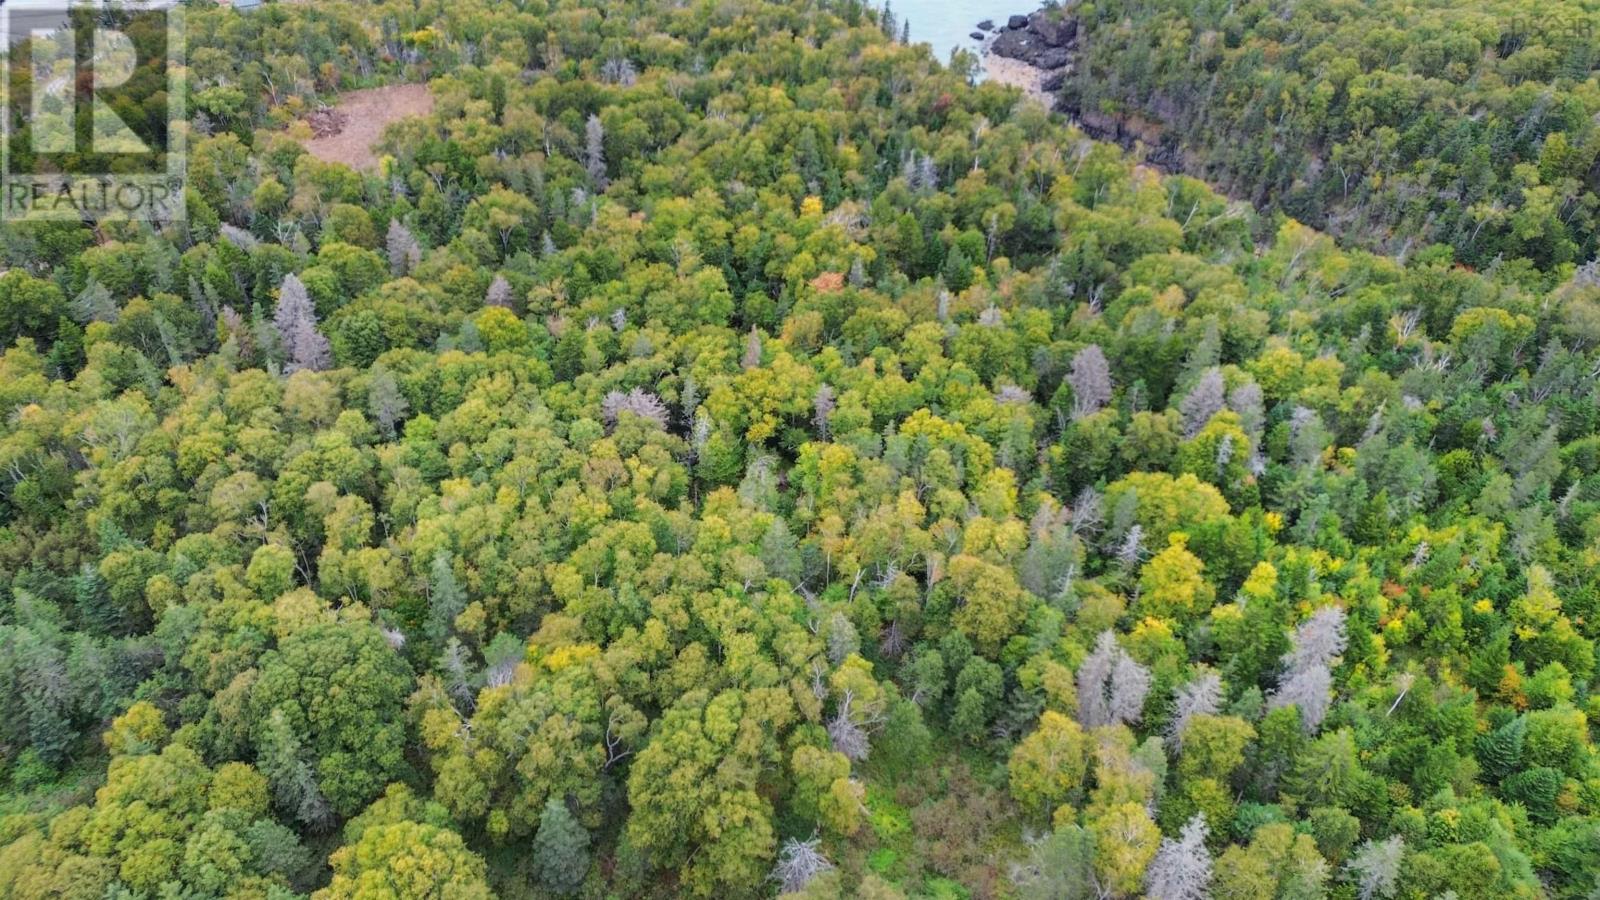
(892, 0, 1019, 73)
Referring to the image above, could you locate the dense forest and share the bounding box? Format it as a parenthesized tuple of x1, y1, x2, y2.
(1059, 0, 1600, 279)
(2, 0, 1600, 897)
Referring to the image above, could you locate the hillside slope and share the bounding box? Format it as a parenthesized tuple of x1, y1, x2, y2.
(1, 0, 1599, 897)
(1054, 0, 1600, 280)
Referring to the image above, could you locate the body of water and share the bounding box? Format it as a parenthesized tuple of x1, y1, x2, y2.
(892, 0, 1019, 75)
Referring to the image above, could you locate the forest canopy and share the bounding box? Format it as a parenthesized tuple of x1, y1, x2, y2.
(1058, 0, 1600, 280)
(2, 0, 1600, 898)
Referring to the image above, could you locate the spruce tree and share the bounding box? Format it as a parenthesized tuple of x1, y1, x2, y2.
(533, 797, 590, 895)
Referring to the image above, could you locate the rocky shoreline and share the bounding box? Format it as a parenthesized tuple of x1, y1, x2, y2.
(974, 9, 1078, 102)
(978, 8, 1187, 172)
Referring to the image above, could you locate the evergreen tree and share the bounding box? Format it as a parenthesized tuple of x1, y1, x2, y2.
(426, 551, 467, 643)
(533, 797, 591, 895)
(257, 708, 335, 831)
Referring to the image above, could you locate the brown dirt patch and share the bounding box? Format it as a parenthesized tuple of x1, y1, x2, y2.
(299, 83, 434, 170)
(307, 106, 348, 138)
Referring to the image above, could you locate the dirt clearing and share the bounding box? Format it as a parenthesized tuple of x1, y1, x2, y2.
(298, 84, 434, 170)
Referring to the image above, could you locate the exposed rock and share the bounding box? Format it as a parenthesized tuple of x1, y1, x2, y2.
(970, 31, 987, 40)
(1071, 108, 1186, 173)
(976, 19, 994, 31)
(1034, 46, 1071, 68)
(990, 7, 1081, 70)
(991, 27, 1070, 69)
(1028, 10, 1077, 47)
(1040, 67, 1067, 93)
(989, 27, 1033, 60)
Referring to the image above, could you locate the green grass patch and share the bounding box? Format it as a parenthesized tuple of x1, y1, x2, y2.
(865, 784, 911, 842)
(867, 847, 902, 879)
(920, 876, 972, 899)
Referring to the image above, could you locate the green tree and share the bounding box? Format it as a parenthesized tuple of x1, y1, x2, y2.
(1009, 710, 1090, 817)
(533, 797, 590, 895)
(250, 621, 414, 817)
(0, 273, 66, 350)
(317, 820, 492, 900)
